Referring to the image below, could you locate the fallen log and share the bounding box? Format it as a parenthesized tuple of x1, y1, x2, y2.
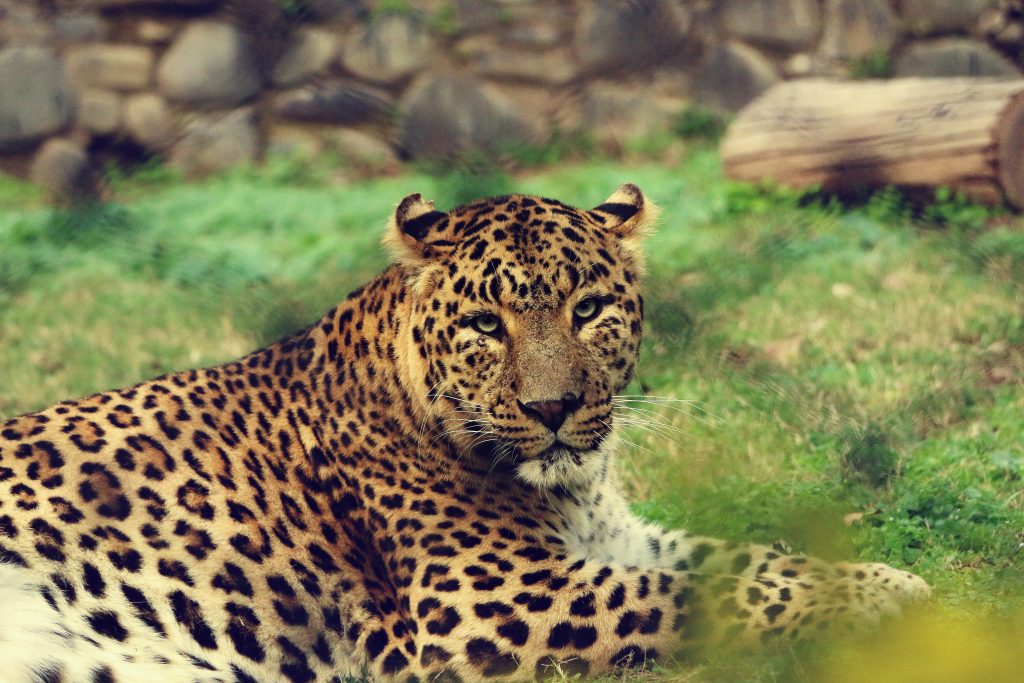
(720, 78, 1024, 208)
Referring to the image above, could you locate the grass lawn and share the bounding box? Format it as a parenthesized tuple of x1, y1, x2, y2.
(1, 147, 1023, 681)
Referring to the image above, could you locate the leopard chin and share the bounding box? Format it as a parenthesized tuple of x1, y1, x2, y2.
(513, 441, 612, 491)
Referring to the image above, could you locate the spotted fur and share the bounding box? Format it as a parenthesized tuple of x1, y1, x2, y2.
(0, 186, 929, 682)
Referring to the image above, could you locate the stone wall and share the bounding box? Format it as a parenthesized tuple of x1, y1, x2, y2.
(1, 0, 1022, 195)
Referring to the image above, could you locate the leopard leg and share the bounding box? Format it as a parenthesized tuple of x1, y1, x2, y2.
(396, 551, 932, 682)
(558, 484, 930, 621)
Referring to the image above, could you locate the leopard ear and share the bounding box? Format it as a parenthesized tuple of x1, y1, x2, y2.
(589, 183, 658, 242)
(384, 193, 455, 264)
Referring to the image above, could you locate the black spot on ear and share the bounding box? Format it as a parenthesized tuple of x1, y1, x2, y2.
(401, 211, 449, 241)
(594, 202, 640, 222)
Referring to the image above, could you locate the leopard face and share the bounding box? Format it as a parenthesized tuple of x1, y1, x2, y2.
(389, 184, 657, 489)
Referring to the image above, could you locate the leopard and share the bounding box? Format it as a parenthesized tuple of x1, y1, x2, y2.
(0, 184, 930, 683)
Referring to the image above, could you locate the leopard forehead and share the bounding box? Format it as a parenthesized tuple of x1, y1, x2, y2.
(418, 194, 637, 311)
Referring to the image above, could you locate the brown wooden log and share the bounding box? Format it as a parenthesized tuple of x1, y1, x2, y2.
(720, 78, 1024, 208)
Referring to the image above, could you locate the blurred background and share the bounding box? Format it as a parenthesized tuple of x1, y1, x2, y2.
(3, 0, 1024, 191)
(2, 1, 1024, 682)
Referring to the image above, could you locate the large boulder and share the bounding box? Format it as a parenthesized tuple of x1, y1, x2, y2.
(323, 128, 399, 175)
(65, 44, 153, 91)
(895, 39, 1020, 78)
(0, 1, 52, 46)
(897, 0, 999, 35)
(135, 19, 175, 45)
(341, 14, 434, 85)
(0, 47, 74, 149)
(77, 88, 121, 134)
(575, 1, 690, 72)
(716, 0, 821, 51)
(272, 27, 337, 87)
(820, 0, 898, 60)
(122, 93, 175, 150)
(53, 12, 108, 43)
(694, 42, 778, 113)
(29, 138, 92, 198)
(272, 81, 391, 124)
(78, 0, 217, 6)
(475, 45, 581, 86)
(170, 108, 259, 177)
(396, 75, 541, 159)
(581, 82, 687, 149)
(299, 0, 366, 21)
(157, 22, 261, 107)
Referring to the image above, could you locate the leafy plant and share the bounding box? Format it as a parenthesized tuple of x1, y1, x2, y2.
(373, 0, 415, 18)
(849, 49, 892, 79)
(673, 107, 728, 143)
(921, 186, 1005, 231)
(428, 3, 462, 37)
(839, 423, 900, 487)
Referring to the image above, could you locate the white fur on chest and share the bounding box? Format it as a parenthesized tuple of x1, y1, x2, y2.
(552, 465, 684, 569)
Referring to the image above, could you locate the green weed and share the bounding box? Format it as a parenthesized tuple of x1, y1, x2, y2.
(849, 49, 892, 79)
(673, 107, 728, 143)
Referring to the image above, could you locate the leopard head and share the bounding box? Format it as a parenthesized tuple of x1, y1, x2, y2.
(388, 185, 656, 489)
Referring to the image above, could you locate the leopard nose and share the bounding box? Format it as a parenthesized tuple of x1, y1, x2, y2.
(518, 394, 581, 432)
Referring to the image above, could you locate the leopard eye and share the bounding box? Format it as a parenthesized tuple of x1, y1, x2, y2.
(471, 313, 502, 336)
(573, 297, 603, 324)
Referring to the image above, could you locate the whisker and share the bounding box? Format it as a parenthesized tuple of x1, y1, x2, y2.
(613, 395, 721, 421)
(612, 410, 691, 438)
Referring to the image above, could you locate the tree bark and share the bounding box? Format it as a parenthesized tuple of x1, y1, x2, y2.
(720, 78, 1024, 208)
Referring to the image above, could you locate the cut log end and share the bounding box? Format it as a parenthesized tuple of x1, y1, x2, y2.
(997, 92, 1024, 209)
(721, 78, 1024, 210)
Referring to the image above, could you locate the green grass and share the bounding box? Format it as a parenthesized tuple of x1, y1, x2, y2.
(2, 150, 1023, 681)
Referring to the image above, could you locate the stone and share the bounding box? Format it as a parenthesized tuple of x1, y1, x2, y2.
(272, 27, 337, 87)
(0, 46, 74, 149)
(694, 41, 778, 113)
(581, 82, 687, 147)
(396, 74, 542, 159)
(77, 88, 121, 134)
(65, 44, 153, 91)
(170, 108, 259, 177)
(299, 0, 366, 21)
(471, 42, 578, 85)
(575, 1, 690, 72)
(977, 8, 1006, 35)
(453, 0, 504, 32)
(897, 0, 999, 35)
(783, 52, 847, 78)
(136, 20, 175, 45)
(895, 39, 1020, 78)
(716, 0, 821, 51)
(821, 0, 898, 60)
(29, 138, 91, 198)
(502, 22, 562, 49)
(992, 22, 1024, 49)
(123, 93, 175, 150)
(273, 81, 392, 124)
(501, 82, 576, 127)
(0, 1, 52, 46)
(341, 14, 434, 85)
(79, 0, 216, 7)
(53, 12, 107, 43)
(157, 21, 261, 108)
(266, 125, 324, 158)
(323, 128, 399, 174)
